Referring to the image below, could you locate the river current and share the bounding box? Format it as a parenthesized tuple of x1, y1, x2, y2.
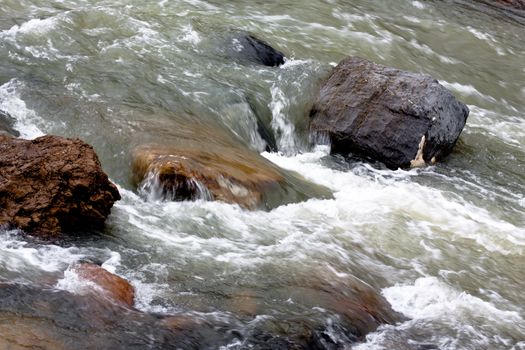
(0, 0, 524, 349)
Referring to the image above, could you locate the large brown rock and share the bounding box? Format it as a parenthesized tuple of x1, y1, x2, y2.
(310, 57, 469, 169)
(72, 262, 135, 307)
(0, 135, 120, 236)
(132, 124, 331, 210)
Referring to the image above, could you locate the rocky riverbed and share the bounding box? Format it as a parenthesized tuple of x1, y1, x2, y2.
(0, 0, 524, 349)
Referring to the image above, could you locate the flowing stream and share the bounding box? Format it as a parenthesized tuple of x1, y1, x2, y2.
(0, 0, 524, 349)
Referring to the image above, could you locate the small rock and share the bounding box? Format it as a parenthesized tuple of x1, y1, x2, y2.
(310, 56, 469, 169)
(227, 33, 285, 67)
(72, 262, 135, 307)
(0, 135, 120, 236)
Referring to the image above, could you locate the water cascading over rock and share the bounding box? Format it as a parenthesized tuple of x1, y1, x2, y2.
(0, 135, 120, 236)
(309, 56, 469, 169)
(131, 123, 331, 209)
(67, 262, 135, 307)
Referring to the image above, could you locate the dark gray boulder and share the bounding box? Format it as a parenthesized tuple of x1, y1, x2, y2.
(0, 110, 19, 137)
(309, 57, 469, 169)
(227, 33, 285, 67)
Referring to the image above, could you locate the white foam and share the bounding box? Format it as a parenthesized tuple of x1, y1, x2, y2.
(466, 105, 525, 147)
(467, 27, 506, 56)
(269, 84, 298, 153)
(179, 24, 201, 45)
(112, 144, 525, 284)
(409, 40, 459, 64)
(383, 277, 523, 324)
(1, 17, 58, 37)
(0, 79, 45, 138)
(441, 81, 484, 97)
(263, 150, 525, 256)
(55, 265, 102, 294)
(0, 231, 84, 273)
(412, 1, 426, 9)
(101, 252, 122, 274)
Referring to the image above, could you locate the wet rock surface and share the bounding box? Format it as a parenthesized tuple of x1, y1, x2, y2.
(261, 277, 402, 345)
(309, 56, 469, 169)
(0, 282, 232, 350)
(0, 135, 120, 236)
(225, 33, 285, 67)
(0, 110, 19, 137)
(132, 124, 331, 209)
(71, 262, 135, 307)
(0, 282, 396, 349)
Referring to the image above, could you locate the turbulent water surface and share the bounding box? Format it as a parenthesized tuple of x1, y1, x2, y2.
(1, 0, 524, 349)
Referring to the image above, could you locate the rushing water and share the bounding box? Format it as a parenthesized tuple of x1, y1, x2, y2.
(1, 0, 524, 349)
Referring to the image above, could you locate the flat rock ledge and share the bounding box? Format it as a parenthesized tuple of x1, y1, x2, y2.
(0, 135, 120, 236)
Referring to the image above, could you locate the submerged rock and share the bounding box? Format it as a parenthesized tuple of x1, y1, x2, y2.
(268, 278, 402, 345)
(71, 262, 135, 307)
(132, 146, 330, 210)
(0, 280, 400, 350)
(215, 272, 403, 348)
(0, 135, 120, 236)
(131, 123, 331, 209)
(0, 110, 19, 137)
(0, 282, 233, 349)
(309, 57, 469, 169)
(226, 33, 285, 67)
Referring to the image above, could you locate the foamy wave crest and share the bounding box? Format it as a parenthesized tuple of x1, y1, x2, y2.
(0, 79, 45, 138)
(0, 231, 84, 274)
(383, 277, 522, 323)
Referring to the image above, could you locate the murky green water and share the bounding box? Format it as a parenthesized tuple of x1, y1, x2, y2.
(0, 0, 524, 349)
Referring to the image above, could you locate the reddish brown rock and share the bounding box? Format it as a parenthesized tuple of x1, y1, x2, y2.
(0, 135, 120, 236)
(72, 262, 134, 307)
